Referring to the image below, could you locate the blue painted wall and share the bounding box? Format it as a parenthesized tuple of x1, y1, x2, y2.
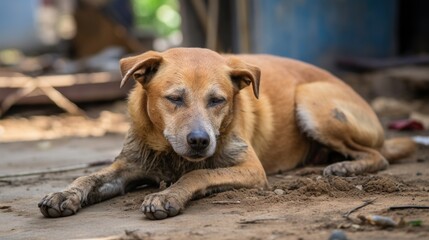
(250, 0, 398, 69)
(0, 0, 44, 52)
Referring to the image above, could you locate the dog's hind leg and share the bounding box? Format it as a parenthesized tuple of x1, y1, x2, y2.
(295, 81, 388, 176)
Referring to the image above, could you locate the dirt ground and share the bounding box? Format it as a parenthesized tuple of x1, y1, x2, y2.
(0, 102, 428, 240)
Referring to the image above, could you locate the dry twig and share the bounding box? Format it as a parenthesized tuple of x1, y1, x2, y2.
(239, 218, 284, 224)
(0, 160, 111, 179)
(343, 198, 377, 219)
(212, 200, 241, 205)
(389, 205, 429, 210)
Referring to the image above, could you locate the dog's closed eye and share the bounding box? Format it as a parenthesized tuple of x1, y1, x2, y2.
(165, 95, 184, 106)
(207, 97, 225, 107)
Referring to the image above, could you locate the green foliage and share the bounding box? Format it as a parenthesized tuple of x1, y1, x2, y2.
(408, 220, 422, 227)
(132, 0, 181, 37)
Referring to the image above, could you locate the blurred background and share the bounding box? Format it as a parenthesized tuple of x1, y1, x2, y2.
(0, 0, 429, 141)
(1, 2, 429, 239)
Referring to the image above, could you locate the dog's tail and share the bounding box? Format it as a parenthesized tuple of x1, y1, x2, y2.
(380, 137, 417, 163)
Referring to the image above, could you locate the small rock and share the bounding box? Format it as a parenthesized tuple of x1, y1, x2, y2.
(274, 189, 285, 195)
(190, 230, 204, 236)
(355, 185, 363, 191)
(37, 141, 52, 150)
(351, 224, 361, 230)
(416, 172, 422, 176)
(328, 229, 348, 240)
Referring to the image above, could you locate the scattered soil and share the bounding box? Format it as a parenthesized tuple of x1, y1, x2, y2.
(0, 102, 428, 240)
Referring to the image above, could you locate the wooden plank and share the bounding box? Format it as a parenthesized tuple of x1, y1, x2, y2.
(0, 71, 121, 88)
(0, 72, 132, 105)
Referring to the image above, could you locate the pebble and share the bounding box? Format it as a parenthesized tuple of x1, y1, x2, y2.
(355, 185, 363, 191)
(328, 229, 348, 240)
(351, 224, 360, 230)
(37, 141, 52, 150)
(274, 189, 285, 195)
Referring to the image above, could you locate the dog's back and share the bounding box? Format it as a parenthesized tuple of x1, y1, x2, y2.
(231, 54, 413, 175)
(230, 55, 349, 173)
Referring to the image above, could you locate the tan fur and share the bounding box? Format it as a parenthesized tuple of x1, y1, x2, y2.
(381, 137, 417, 162)
(39, 48, 415, 220)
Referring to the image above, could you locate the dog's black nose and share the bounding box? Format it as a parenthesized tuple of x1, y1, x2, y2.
(187, 131, 210, 151)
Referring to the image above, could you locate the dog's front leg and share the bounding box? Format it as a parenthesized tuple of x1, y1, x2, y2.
(38, 158, 145, 218)
(142, 147, 268, 220)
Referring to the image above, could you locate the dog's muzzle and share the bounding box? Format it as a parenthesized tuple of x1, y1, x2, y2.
(165, 128, 216, 161)
(182, 130, 214, 161)
(187, 130, 210, 151)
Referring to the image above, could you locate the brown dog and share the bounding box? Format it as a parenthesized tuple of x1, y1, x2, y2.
(38, 48, 415, 220)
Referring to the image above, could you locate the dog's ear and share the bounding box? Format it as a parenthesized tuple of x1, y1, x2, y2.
(228, 57, 261, 99)
(119, 51, 163, 88)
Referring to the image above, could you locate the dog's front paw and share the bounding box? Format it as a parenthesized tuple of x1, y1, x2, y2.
(38, 191, 81, 218)
(142, 191, 186, 220)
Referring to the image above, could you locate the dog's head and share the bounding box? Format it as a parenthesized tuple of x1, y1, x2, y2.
(120, 48, 260, 162)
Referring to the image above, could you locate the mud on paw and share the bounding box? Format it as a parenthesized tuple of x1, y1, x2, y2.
(141, 191, 185, 220)
(38, 191, 81, 218)
(323, 161, 361, 177)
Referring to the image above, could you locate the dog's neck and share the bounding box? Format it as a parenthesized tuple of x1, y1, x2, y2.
(119, 128, 248, 183)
